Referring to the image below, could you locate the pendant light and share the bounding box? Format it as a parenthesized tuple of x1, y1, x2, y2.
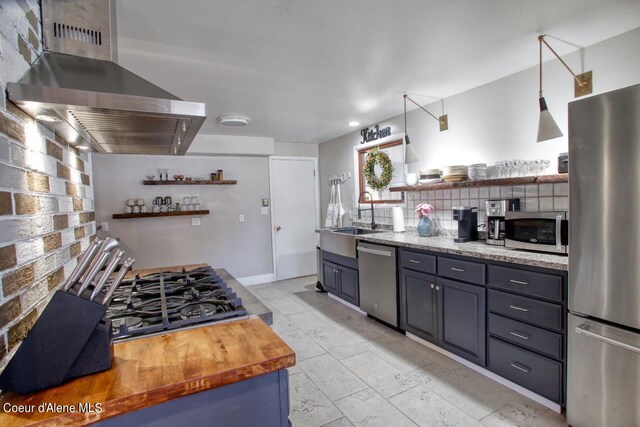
(536, 35, 593, 143)
(403, 94, 448, 164)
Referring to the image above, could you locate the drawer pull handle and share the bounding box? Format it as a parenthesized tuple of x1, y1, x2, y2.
(509, 362, 531, 373)
(509, 305, 529, 312)
(435, 285, 440, 291)
(409, 260, 421, 264)
(450, 267, 465, 272)
(509, 279, 529, 285)
(430, 284, 435, 289)
(509, 331, 530, 340)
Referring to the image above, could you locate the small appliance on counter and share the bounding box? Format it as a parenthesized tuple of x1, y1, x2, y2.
(486, 199, 520, 246)
(504, 211, 568, 254)
(558, 152, 568, 174)
(453, 207, 478, 243)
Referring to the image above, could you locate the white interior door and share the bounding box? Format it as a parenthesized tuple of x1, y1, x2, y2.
(271, 157, 318, 281)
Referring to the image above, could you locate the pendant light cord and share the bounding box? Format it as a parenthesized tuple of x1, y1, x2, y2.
(404, 95, 407, 136)
(539, 36, 543, 98)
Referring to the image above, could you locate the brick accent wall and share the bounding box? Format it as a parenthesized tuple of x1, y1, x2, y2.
(0, 2, 96, 370)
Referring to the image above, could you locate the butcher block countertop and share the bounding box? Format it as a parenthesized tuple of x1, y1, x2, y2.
(0, 266, 294, 426)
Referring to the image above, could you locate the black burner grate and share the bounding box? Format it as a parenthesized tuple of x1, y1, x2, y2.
(105, 267, 247, 340)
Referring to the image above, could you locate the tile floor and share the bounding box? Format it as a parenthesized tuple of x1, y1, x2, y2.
(248, 276, 568, 427)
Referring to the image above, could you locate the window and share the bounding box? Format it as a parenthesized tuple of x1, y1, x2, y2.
(357, 139, 405, 204)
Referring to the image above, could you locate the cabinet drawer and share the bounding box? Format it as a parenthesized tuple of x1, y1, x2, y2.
(489, 337, 562, 403)
(400, 249, 436, 274)
(489, 313, 563, 359)
(489, 290, 563, 331)
(488, 265, 563, 302)
(438, 257, 485, 284)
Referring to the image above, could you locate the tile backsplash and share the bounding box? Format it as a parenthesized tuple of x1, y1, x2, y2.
(355, 182, 569, 235)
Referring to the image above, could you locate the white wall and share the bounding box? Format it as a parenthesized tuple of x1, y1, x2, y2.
(274, 141, 319, 157)
(92, 154, 273, 279)
(319, 28, 640, 225)
(188, 134, 275, 156)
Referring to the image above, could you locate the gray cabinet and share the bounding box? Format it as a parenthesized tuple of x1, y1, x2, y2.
(439, 278, 486, 366)
(400, 265, 486, 366)
(321, 253, 359, 306)
(400, 269, 439, 343)
(338, 266, 359, 306)
(399, 247, 567, 405)
(322, 261, 338, 293)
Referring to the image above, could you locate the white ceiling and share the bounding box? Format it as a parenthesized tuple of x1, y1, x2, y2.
(115, 0, 640, 144)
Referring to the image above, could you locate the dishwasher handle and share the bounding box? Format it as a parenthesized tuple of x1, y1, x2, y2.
(357, 246, 394, 257)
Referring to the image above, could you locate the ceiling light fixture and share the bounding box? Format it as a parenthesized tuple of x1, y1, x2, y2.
(77, 145, 90, 150)
(348, 121, 360, 127)
(536, 35, 593, 143)
(403, 94, 449, 164)
(216, 115, 250, 128)
(35, 114, 61, 123)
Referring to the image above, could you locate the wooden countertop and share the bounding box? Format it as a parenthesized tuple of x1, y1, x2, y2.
(0, 317, 295, 426)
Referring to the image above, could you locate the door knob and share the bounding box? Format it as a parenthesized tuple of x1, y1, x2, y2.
(275, 226, 282, 232)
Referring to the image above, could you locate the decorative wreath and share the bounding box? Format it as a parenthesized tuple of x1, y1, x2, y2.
(363, 147, 394, 190)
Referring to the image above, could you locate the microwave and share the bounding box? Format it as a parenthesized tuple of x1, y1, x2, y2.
(505, 211, 568, 254)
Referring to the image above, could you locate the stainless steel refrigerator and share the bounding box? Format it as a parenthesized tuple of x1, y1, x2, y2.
(567, 84, 640, 427)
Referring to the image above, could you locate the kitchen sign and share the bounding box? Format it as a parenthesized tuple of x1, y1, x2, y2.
(360, 125, 391, 144)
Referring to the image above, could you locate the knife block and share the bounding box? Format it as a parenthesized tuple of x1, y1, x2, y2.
(0, 290, 114, 394)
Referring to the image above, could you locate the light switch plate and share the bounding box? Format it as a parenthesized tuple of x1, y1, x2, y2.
(260, 207, 269, 215)
(191, 218, 201, 226)
(262, 198, 269, 207)
(101, 222, 109, 232)
(239, 214, 245, 223)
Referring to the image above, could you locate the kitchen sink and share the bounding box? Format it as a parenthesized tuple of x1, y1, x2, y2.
(333, 227, 385, 236)
(320, 227, 384, 258)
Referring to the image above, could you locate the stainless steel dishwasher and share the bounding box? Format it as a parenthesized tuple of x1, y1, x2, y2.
(357, 242, 397, 326)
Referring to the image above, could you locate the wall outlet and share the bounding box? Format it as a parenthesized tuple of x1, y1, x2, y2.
(191, 218, 201, 226)
(238, 214, 245, 223)
(260, 207, 269, 215)
(101, 222, 109, 232)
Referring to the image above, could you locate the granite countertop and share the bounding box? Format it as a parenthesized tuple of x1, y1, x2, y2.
(357, 231, 568, 271)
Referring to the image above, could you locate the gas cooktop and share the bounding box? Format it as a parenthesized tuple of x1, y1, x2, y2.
(105, 266, 247, 341)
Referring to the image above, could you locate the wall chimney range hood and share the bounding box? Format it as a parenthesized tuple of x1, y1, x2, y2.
(7, 0, 206, 155)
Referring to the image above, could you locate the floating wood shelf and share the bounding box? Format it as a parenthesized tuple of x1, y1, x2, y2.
(143, 180, 237, 185)
(389, 174, 568, 192)
(113, 210, 210, 219)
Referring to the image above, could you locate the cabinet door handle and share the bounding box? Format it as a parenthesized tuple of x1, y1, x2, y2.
(509, 305, 529, 312)
(430, 283, 435, 289)
(510, 331, 530, 340)
(450, 267, 465, 272)
(509, 279, 529, 285)
(409, 260, 421, 264)
(509, 362, 531, 373)
(435, 285, 440, 291)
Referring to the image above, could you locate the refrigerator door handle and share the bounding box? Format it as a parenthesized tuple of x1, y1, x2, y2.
(555, 214, 563, 250)
(575, 323, 640, 354)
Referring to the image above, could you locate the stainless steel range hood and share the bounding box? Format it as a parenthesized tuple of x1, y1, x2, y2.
(6, 0, 206, 155)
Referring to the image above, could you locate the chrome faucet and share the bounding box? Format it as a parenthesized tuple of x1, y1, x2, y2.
(357, 191, 377, 230)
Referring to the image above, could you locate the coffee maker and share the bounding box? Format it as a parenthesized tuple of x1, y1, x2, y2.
(486, 199, 520, 246)
(453, 207, 478, 243)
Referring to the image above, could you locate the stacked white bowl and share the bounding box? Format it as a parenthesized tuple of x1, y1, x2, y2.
(468, 163, 487, 180)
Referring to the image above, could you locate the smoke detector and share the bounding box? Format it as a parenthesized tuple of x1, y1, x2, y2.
(216, 115, 250, 128)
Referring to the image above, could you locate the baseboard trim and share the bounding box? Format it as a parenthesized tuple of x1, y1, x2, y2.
(236, 273, 275, 286)
(406, 332, 562, 413)
(327, 293, 367, 315)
